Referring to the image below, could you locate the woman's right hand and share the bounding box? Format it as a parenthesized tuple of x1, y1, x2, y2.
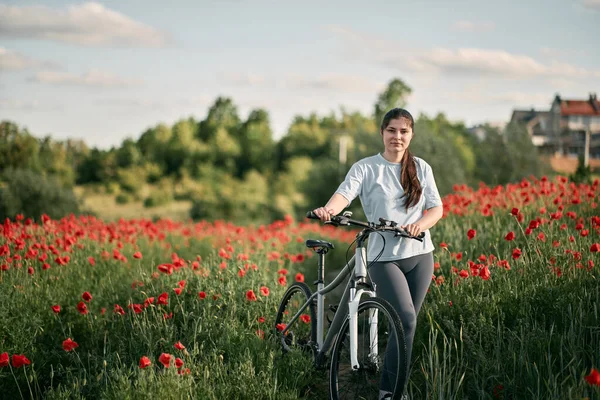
(313, 206, 335, 222)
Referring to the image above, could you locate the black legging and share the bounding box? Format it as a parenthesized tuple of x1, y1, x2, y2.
(368, 252, 434, 392)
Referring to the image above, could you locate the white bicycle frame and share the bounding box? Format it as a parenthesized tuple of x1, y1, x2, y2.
(282, 240, 381, 371)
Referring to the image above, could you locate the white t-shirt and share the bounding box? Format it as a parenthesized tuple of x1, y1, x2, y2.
(334, 153, 443, 262)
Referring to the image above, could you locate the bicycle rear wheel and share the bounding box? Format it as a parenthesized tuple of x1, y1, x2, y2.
(274, 281, 317, 360)
(329, 296, 408, 400)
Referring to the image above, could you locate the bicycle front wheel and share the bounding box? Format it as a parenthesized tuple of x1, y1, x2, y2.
(329, 296, 408, 400)
(274, 281, 317, 360)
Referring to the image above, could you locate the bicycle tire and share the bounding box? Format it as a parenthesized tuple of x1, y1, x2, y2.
(274, 281, 317, 360)
(329, 296, 408, 400)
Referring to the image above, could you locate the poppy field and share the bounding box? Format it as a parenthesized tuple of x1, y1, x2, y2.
(1, 175, 600, 399)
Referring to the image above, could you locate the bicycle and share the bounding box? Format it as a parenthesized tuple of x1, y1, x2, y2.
(274, 210, 425, 399)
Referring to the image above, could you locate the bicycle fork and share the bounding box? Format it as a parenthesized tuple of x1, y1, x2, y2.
(349, 245, 377, 370)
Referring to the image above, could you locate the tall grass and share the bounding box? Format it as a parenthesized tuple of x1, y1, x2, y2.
(1, 178, 600, 399)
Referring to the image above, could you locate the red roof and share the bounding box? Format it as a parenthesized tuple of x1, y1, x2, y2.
(560, 99, 600, 116)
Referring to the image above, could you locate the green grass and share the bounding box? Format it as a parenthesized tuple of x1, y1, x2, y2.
(2, 179, 600, 399)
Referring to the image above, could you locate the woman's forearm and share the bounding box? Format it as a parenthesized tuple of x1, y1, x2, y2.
(325, 193, 350, 215)
(416, 206, 444, 231)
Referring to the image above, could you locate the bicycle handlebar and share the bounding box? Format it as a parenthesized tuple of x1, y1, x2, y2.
(306, 211, 425, 242)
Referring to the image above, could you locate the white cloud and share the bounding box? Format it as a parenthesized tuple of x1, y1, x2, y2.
(286, 74, 384, 93)
(0, 2, 171, 47)
(583, 0, 600, 11)
(29, 69, 143, 87)
(0, 48, 57, 71)
(94, 95, 213, 110)
(452, 20, 496, 32)
(218, 72, 270, 87)
(540, 47, 589, 59)
(436, 89, 551, 107)
(326, 26, 600, 80)
(0, 98, 62, 111)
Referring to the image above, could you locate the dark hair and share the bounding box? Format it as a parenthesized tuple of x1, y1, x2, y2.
(380, 108, 422, 210)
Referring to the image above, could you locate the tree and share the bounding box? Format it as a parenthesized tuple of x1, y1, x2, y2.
(473, 125, 513, 185)
(0, 121, 41, 172)
(198, 97, 241, 142)
(115, 138, 142, 168)
(236, 109, 275, 177)
(374, 78, 412, 124)
(504, 121, 543, 182)
(277, 113, 332, 169)
(0, 168, 80, 221)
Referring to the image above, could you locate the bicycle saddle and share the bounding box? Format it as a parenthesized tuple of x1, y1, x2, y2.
(305, 239, 334, 250)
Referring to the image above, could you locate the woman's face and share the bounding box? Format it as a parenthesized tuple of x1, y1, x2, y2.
(381, 117, 413, 155)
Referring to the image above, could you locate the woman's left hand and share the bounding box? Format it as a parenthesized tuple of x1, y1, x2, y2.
(401, 223, 422, 237)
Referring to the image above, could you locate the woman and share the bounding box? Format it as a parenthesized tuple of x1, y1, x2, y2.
(312, 108, 444, 399)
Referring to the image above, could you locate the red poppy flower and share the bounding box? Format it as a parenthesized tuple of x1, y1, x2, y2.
(62, 338, 79, 352)
(591, 243, 600, 253)
(276, 323, 286, 332)
(158, 353, 171, 368)
(11, 354, 30, 368)
(139, 356, 151, 369)
(158, 263, 174, 275)
(77, 301, 88, 315)
(260, 286, 269, 296)
(258, 316, 265, 323)
(0, 352, 8, 367)
(175, 357, 184, 369)
(585, 368, 600, 386)
(173, 287, 182, 295)
(278, 276, 287, 286)
(157, 292, 168, 305)
(246, 290, 257, 301)
(133, 251, 142, 259)
(459, 270, 469, 278)
(238, 269, 246, 278)
(439, 242, 448, 249)
(300, 314, 311, 323)
(512, 248, 522, 260)
(51, 305, 61, 314)
(504, 232, 515, 241)
(277, 268, 288, 275)
(113, 304, 125, 315)
(82, 292, 92, 302)
(198, 291, 207, 299)
(295, 273, 304, 282)
(173, 341, 185, 351)
(479, 266, 491, 281)
(88, 257, 95, 266)
(467, 229, 476, 240)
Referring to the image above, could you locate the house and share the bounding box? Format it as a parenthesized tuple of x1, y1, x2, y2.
(509, 109, 551, 151)
(509, 93, 600, 158)
(550, 93, 600, 158)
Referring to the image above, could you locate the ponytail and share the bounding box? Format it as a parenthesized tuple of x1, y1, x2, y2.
(400, 149, 422, 210)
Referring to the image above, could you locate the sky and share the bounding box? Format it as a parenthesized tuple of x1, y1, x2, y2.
(1, 0, 599, 149)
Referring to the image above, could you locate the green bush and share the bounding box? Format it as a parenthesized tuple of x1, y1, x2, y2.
(115, 193, 131, 204)
(0, 168, 80, 221)
(143, 189, 173, 208)
(569, 155, 592, 184)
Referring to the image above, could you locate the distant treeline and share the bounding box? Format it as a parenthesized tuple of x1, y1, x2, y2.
(0, 78, 549, 223)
